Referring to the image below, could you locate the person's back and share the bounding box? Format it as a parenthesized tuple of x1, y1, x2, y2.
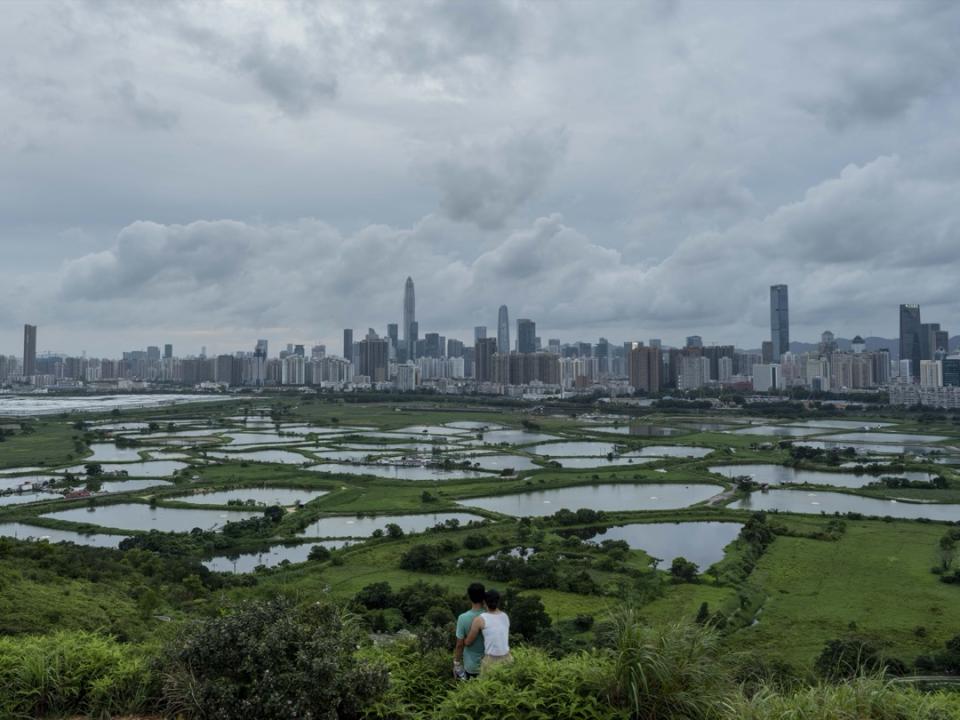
(480, 608, 509, 656)
(477, 589, 512, 673)
(454, 583, 486, 679)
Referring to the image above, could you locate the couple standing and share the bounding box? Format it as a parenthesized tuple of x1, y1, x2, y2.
(453, 582, 512, 679)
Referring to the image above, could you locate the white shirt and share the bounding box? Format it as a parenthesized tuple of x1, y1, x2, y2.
(480, 611, 510, 657)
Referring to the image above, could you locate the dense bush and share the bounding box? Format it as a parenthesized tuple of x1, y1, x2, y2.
(432, 647, 626, 720)
(814, 638, 907, 680)
(158, 597, 387, 720)
(0, 631, 155, 719)
(398, 544, 446, 573)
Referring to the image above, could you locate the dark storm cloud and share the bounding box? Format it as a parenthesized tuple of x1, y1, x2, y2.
(1, 0, 959, 355)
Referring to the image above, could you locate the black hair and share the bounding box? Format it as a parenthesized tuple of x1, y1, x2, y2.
(467, 582, 486, 604)
(485, 589, 501, 611)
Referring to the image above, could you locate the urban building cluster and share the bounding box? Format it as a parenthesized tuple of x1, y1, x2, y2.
(3, 280, 957, 406)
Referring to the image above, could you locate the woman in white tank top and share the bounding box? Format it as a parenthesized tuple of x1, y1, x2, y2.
(464, 588, 513, 673)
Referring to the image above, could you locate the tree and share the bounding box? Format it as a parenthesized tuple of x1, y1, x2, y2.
(84, 463, 103, 477)
(503, 589, 551, 639)
(385, 523, 405, 539)
(354, 581, 395, 610)
(398, 544, 445, 573)
(669, 557, 699, 583)
(308, 545, 331, 562)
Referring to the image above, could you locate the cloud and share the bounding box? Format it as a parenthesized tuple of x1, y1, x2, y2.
(113, 80, 178, 129)
(239, 37, 337, 115)
(43, 148, 960, 353)
(424, 126, 568, 229)
(3, 1, 960, 355)
(802, 3, 960, 129)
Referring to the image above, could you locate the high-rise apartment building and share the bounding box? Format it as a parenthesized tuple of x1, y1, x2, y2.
(920, 360, 943, 388)
(22, 324, 37, 376)
(517, 318, 536, 354)
(770, 284, 789, 360)
(899, 304, 922, 381)
(447, 339, 464, 358)
(424, 332, 442, 358)
(359, 332, 389, 382)
(474, 337, 498, 382)
(497, 305, 510, 355)
(627, 343, 661, 392)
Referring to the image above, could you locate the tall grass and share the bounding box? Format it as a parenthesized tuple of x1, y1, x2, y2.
(724, 675, 960, 720)
(0, 630, 155, 719)
(607, 609, 730, 720)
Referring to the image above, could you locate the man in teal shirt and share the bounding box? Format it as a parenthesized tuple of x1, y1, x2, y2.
(454, 583, 486, 679)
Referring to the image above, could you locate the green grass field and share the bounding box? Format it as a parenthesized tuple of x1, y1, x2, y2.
(2, 396, 960, 676)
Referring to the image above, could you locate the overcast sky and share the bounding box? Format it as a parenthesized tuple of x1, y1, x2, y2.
(2, 0, 959, 357)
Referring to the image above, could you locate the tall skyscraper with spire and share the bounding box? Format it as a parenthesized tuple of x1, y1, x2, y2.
(402, 277, 416, 356)
(498, 305, 510, 354)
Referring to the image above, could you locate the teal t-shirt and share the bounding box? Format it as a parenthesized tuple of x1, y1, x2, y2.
(456, 609, 485, 675)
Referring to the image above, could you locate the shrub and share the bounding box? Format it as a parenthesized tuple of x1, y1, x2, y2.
(361, 638, 453, 720)
(355, 581, 396, 610)
(463, 533, 492, 549)
(813, 638, 907, 680)
(157, 597, 387, 720)
(503, 590, 552, 640)
(432, 647, 624, 720)
(398, 544, 445, 573)
(308, 544, 331, 562)
(0, 631, 155, 719)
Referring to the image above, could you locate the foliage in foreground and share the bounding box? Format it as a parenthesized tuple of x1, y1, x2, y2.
(726, 676, 960, 720)
(0, 630, 155, 720)
(2, 601, 960, 720)
(608, 612, 731, 720)
(157, 596, 388, 720)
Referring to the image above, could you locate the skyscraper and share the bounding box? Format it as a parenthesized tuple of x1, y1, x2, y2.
(498, 305, 510, 355)
(474, 326, 487, 342)
(402, 276, 416, 353)
(770, 284, 789, 360)
(475, 337, 497, 382)
(899, 304, 922, 380)
(359, 331, 389, 382)
(22, 324, 37, 376)
(163, 344, 173, 359)
(517, 318, 535, 354)
(343, 329, 354, 362)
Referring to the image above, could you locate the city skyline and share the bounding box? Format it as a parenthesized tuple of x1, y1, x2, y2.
(2, 2, 959, 355)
